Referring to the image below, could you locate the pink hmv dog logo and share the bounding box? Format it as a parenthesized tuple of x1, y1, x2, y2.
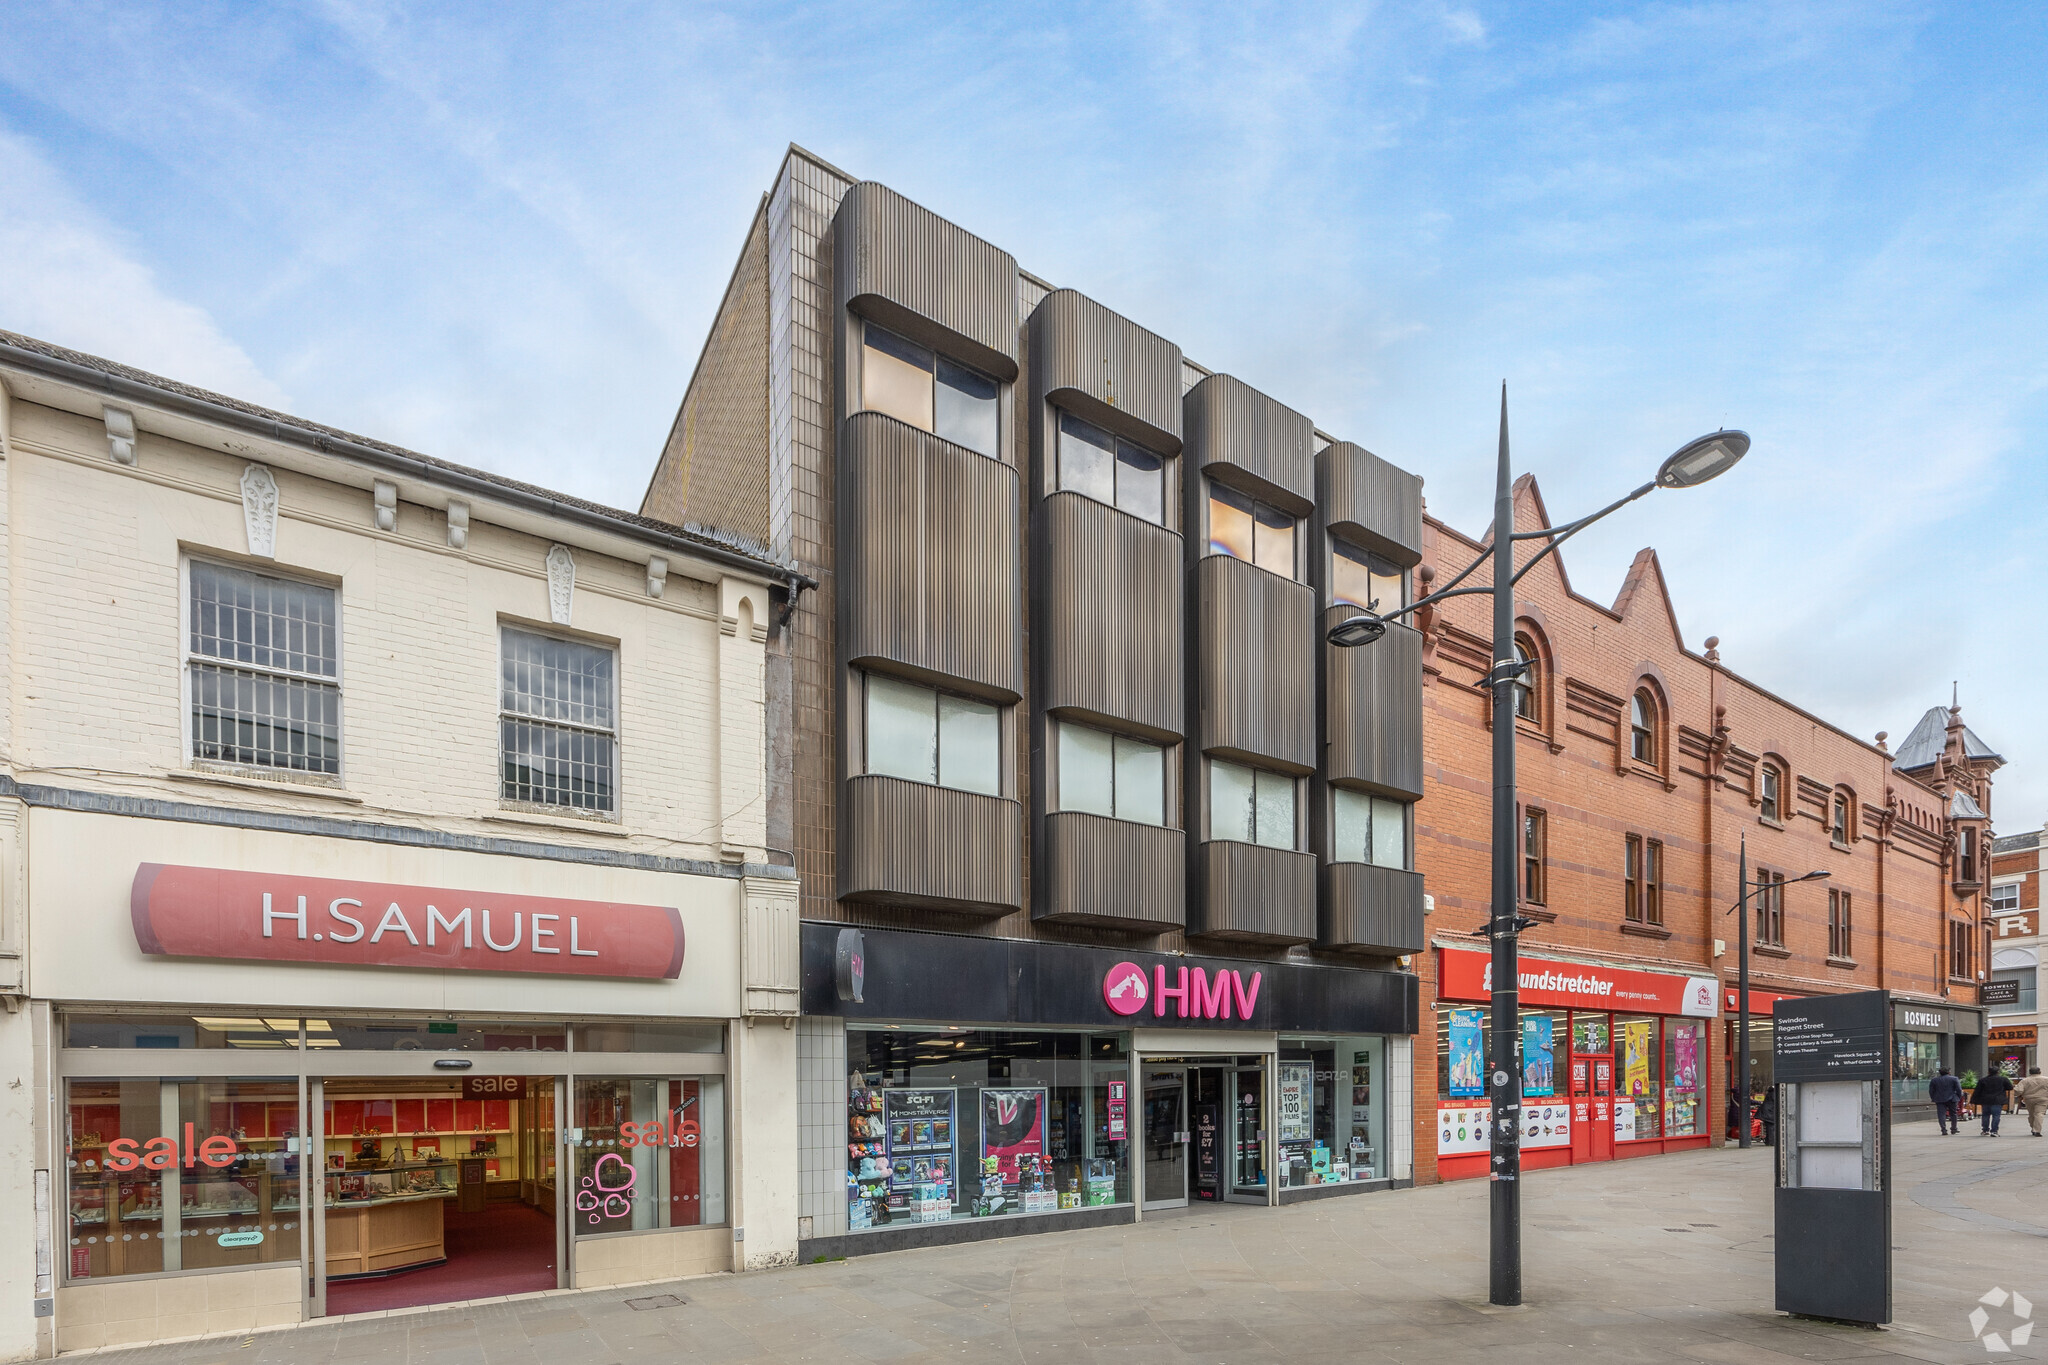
(1103, 962, 1150, 1015)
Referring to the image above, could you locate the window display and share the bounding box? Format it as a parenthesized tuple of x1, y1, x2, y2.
(1616, 1016, 1660, 1140)
(1278, 1037, 1386, 1187)
(66, 1077, 301, 1281)
(569, 1076, 726, 1236)
(846, 1029, 1128, 1230)
(1892, 1030, 1942, 1109)
(1663, 1020, 1705, 1136)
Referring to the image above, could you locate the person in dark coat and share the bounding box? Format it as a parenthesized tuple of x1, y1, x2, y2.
(1929, 1067, 1964, 1134)
(1972, 1069, 2014, 1136)
(1726, 1087, 1743, 1141)
(1759, 1087, 1778, 1147)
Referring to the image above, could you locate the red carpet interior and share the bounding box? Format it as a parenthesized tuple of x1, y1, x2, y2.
(326, 1201, 557, 1315)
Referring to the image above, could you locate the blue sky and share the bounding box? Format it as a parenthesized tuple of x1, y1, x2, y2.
(3, 2, 2044, 823)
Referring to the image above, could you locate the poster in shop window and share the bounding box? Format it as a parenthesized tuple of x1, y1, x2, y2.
(1278, 1062, 1313, 1142)
(980, 1088, 1047, 1185)
(1448, 1008, 1486, 1097)
(1622, 1020, 1653, 1097)
(883, 1089, 956, 1196)
(1671, 1027, 1699, 1090)
(1521, 1016, 1555, 1097)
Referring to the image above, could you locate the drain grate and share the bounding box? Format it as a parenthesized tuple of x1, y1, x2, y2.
(625, 1293, 687, 1312)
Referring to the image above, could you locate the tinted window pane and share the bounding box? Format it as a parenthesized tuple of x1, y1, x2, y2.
(1253, 504, 1295, 578)
(1115, 444, 1164, 524)
(1210, 761, 1255, 843)
(1368, 555, 1405, 611)
(1254, 770, 1295, 849)
(1114, 736, 1165, 826)
(1208, 485, 1256, 561)
(866, 675, 937, 782)
(935, 358, 999, 457)
(1058, 724, 1116, 816)
(1370, 797, 1406, 869)
(1332, 788, 1369, 863)
(1331, 540, 1375, 609)
(574, 1022, 726, 1053)
(1058, 413, 1115, 505)
(938, 694, 1000, 795)
(862, 327, 934, 432)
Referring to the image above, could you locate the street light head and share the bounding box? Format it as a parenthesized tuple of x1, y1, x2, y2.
(1326, 614, 1387, 648)
(1656, 429, 1749, 489)
(1796, 870, 1832, 883)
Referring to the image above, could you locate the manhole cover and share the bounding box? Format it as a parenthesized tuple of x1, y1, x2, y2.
(625, 1294, 686, 1312)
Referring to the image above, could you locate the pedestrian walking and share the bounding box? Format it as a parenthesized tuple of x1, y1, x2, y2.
(2015, 1067, 2048, 1138)
(1930, 1066, 1964, 1134)
(1759, 1086, 1778, 1148)
(1972, 1069, 2013, 1135)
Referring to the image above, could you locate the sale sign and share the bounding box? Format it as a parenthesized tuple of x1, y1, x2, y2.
(131, 864, 685, 980)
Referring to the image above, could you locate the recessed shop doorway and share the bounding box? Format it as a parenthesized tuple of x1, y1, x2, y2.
(1141, 1057, 1267, 1209)
(311, 1075, 563, 1316)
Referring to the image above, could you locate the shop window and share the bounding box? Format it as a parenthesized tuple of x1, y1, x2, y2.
(1629, 689, 1657, 765)
(1663, 1020, 1706, 1136)
(65, 1077, 301, 1282)
(65, 1014, 303, 1050)
(1754, 870, 1786, 947)
(1828, 889, 1854, 960)
(1278, 1037, 1386, 1188)
(569, 1077, 726, 1234)
(1056, 412, 1165, 524)
(862, 673, 1001, 796)
(187, 559, 340, 775)
(1206, 482, 1295, 579)
(1437, 1003, 1490, 1100)
(1056, 722, 1166, 826)
(1332, 787, 1406, 868)
(1211, 759, 1295, 850)
(1759, 763, 1782, 822)
(1331, 539, 1404, 614)
(318, 1018, 566, 1052)
(859, 322, 999, 458)
(1521, 808, 1546, 905)
(844, 1028, 1129, 1229)
(500, 627, 617, 813)
(573, 1022, 725, 1054)
(1891, 1031, 1942, 1109)
(1615, 1016, 1661, 1140)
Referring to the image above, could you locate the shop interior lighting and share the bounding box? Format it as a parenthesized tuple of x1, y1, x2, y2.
(262, 1018, 301, 1032)
(192, 1017, 271, 1031)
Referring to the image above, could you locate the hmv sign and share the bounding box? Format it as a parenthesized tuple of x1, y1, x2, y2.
(1102, 961, 1264, 1021)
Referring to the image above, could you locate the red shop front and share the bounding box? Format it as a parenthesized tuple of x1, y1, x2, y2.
(1433, 947, 1720, 1181)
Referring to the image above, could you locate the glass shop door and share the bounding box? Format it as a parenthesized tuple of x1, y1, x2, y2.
(1141, 1068, 1188, 1209)
(1227, 1065, 1267, 1202)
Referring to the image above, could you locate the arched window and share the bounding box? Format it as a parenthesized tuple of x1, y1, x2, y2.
(1831, 791, 1854, 846)
(1759, 761, 1783, 822)
(1512, 636, 1538, 722)
(1630, 689, 1657, 764)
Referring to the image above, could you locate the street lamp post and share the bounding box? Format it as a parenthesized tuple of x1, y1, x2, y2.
(1729, 836, 1830, 1148)
(1327, 388, 1747, 1307)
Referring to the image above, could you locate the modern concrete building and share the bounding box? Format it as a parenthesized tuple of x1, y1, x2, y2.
(0, 330, 805, 1359)
(641, 147, 1428, 1256)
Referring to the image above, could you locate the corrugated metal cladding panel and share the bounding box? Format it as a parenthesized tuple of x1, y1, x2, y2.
(834, 181, 1019, 383)
(1038, 492, 1183, 737)
(1320, 862, 1426, 954)
(1323, 610, 1424, 798)
(840, 412, 1023, 699)
(1038, 811, 1186, 930)
(1317, 442, 1423, 568)
(840, 775, 1023, 915)
(1196, 555, 1316, 770)
(1192, 840, 1316, 944)
(1029, 289, 1183, 455)
(1184, 373, 1315, 516)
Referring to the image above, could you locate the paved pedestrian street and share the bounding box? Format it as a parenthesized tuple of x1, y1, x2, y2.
(80, 1127, 2048, 1365)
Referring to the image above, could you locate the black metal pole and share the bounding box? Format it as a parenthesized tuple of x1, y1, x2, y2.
(1737, 835, 1751, 1150)
(1488, 386, 1522, 1306)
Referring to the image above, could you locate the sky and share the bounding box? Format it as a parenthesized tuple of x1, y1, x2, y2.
(2, 2, 2044, 823)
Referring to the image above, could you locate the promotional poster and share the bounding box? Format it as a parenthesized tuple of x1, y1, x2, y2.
(1448, 1008, 1486, 1097)
(1622, 1020, 1653, 1097)
(979, 1088, 1047, 1185)
(1522, 1016, 1555, 1097)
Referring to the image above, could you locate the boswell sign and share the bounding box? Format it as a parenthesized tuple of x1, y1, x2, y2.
(130, 864, 686, 979)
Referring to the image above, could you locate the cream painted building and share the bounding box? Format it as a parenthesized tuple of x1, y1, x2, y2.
(0, 330, 808, 1360)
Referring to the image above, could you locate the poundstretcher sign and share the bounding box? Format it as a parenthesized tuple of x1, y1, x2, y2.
(1438, 946, 1717, 1017)
(130, 864, 685, 979)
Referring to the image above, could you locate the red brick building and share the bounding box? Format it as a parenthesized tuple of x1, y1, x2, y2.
(1412, 476, 2002, 1183)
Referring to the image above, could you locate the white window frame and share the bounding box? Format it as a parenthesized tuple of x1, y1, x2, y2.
(179, 555, 346, 782)
(498, 623, 622, 817)
(1989, 882, 2021, 914)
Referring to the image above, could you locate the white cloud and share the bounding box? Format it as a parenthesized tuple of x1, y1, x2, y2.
(0, 126, 288, 409)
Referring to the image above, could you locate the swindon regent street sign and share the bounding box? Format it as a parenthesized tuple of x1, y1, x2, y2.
(130, 864, 685, 979)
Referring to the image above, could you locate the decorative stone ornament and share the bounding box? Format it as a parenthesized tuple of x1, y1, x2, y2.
(646, 556, 668, 599)
(546, 544, 575, 625)
(239, 464, 279, 558)
(373, 480, 398, 532)
(102, 406, 137, 464)
(445, 500, 470, 550)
